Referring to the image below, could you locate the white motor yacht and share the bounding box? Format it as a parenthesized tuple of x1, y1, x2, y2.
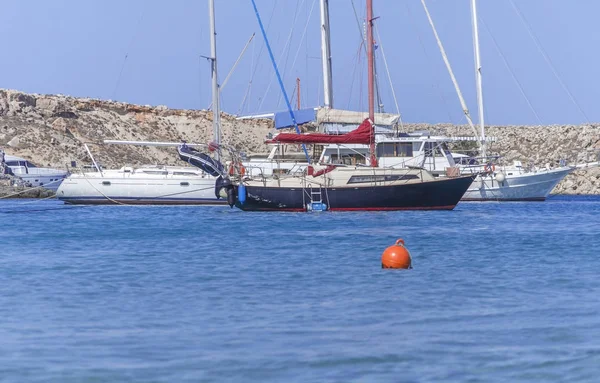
(2, 154, 68, 192)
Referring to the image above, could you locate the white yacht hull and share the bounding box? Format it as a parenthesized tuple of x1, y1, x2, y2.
(57, 171, 223, 205)
(462, 166, 574, 201)
(3, 155, 68, 191)
(14, 173, 67, 192)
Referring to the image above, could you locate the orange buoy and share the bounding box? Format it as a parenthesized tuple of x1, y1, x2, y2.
(381, 239, 412, 269)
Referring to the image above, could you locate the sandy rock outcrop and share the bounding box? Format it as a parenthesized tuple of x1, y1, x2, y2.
(1, 88, 599, 194)
(400, 122, 600, 195)
(0, 89, 272, 170)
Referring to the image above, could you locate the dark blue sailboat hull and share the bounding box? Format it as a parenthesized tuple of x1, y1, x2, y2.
(234, 175, 476, 212)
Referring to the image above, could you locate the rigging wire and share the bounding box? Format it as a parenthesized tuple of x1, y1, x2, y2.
(112, 9, 146, 100)
(289, 82, 298, 107)
(209, 33, 256, 110)
(346, 46, 362, 110)
(352, 0, 383, 114)
(250, 0, 311, 163)
(420, 0, 480, 140)
(358, 42, 365, 115)
(508, 0, 590, 124)
(350, 0, 366, 114)
(247, 1, 278, 113)
(304, 1, 309, 112)
(277, 0, 318, 108)
(479, 17, 543, 125)
(258, 0, 304, 112)
(404, 1, 455, 124)
(276, 0, 306, 108)
(237, 34, 257, 115)
(374, 24, 403, 127)
(351, 1, 367, 55)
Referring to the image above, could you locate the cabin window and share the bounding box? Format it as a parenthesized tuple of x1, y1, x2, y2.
(25, 161, 37, 168)
(397, 143, 413, 157)
(5, 161, 19, 166)
(424, 142, 445, 157)
(102, 181, 111, 186)
(377, 143, 395, 157)
(376, 143, 413, 158)
(173, 172, 198, 176)
(329, 154, 366, 166)
(180, 182, 190, 186)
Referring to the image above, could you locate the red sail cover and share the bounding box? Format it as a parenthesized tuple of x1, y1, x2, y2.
(266, 118, 373, 145)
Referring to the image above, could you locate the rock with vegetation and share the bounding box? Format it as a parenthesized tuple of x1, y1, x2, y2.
(0, 179, 55, 199)
(1, 88, 599, 195)
(0, 89, 273, 171)
(403, 122, 600, 195)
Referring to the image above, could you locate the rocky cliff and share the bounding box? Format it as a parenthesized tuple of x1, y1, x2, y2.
(0, 89, 273, 171)
(1, 89, 599, 194)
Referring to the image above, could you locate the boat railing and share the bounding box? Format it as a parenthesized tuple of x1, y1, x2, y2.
(67, 162, 104, 175)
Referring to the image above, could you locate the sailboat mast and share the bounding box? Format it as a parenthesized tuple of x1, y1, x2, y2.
(470, 0, 486, 159)
(367, 0, 377, 167)
(320, 0, 334, 109)
(209, 0, 221, 159)
(367, 0, 374, 122)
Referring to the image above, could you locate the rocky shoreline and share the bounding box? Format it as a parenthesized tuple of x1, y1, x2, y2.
(1, 88, 599, 195)
(0, 180, 55, 199)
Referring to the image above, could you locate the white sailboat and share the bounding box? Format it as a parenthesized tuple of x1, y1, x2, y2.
(58, 164, 219, 205)
(457, 0, 582, 201)
(322, 0, 597, 201)
(56, 0, 225, 205)
(309, 0, 598, 201)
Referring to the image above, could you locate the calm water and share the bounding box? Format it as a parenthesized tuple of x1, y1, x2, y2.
(0, 196, 599, 382)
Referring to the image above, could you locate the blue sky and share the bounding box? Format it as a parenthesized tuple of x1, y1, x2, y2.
(0, 0, 597, 125)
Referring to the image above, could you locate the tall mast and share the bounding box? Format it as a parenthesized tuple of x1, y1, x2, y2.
(367, 0, 377, 167)
(471, 0, 486, 159)
(209, 0, 221, 160)
(420, 0, 479, 139)
(320, 0, 334, 109)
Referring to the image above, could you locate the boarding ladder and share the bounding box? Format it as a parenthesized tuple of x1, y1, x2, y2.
(304, 183, 328, 212)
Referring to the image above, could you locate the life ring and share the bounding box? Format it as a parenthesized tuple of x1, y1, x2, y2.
(228, 162, 246, 176)
(484, 163, 496, 173)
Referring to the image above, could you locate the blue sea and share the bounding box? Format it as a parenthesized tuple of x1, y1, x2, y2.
(1, 196, 599, 382)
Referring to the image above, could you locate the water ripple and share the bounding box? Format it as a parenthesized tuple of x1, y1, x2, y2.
(0, 197, 599, 382)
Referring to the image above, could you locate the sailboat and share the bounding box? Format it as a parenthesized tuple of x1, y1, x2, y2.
(454, 0, 578, 200)
(217, 0, 475, 212)
(423, 0, 597, 201)
(305, 0, 598, 202)
(56, 0, 226, 205)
